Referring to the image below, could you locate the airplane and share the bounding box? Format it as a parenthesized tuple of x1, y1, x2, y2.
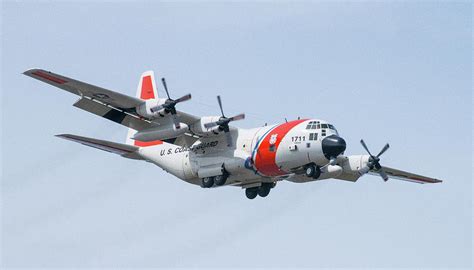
(24, 69, 442, 199)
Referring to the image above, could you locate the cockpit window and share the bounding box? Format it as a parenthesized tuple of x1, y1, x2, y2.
(328, 124, 334, 129)
(306, 121, 320, 130)
(321, 124, 328, 129)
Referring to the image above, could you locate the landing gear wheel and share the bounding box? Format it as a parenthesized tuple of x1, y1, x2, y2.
(305, 164, 321, 179)
(313, 167, 321, 179)
(214, 174, 228, 186)
(258, 184, 271, 197)
(245, 187, 258, 199)
(305, 164, 316, 177)
(202, 177, 215, 188)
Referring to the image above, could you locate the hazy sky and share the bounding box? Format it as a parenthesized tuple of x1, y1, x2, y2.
(1, 1, 472, 268)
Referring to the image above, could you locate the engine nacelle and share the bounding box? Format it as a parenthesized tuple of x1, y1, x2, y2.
(132, 123, 189, 142)
(339, 155, 371, 175)
(317, 165, 343, 180)
(190, 116, 222, 136)
(136, 99, 165, 119)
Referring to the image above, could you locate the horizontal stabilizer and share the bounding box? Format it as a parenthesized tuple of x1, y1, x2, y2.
(56, 134, 143, 160)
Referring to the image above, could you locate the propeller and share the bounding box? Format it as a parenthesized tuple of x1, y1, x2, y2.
(359, 139, 390, 181)
(204, 95, 245, 147)
(150, 78, 192, 128)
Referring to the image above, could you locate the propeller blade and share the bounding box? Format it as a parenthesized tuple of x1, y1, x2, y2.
(171, 114, 180, 129)
(376, 143, 390, 157)
(360, 139, 373, 157)
(204, 122, 218, 129)
(229, 113, 245, 121)
(379, 168, 389, 181)
(358, 166, 371, 175)
(217, 95, 225, 117)
(161, 78, 171, 99)
(175, 93, 192, 103)
(360, 139, 391, 181)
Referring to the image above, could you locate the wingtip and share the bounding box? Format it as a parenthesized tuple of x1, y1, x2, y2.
(55, 134, 72, 139)
(23, 68, 42, 75)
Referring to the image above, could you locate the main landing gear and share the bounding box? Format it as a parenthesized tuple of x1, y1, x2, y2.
(245, 183, 275, 199)
(201, 173, 229, 188)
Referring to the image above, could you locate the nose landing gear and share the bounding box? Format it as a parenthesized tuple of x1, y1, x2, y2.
(305, 164, 321, 179)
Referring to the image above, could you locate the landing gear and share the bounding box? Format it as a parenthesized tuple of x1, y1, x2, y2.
(258, 183, 271, 197)
(214, 173, 228, 186)
(245, 187, 258, 199)
(201, 177, 214, 188)
(202, 173, 228, 188)
(245, 183, 275, 199)
(305, 164, 321, 179)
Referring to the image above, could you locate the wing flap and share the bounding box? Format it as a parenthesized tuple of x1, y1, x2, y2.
(73, 97, 153, 131)
(56, 134, 143, 160)
(370, 166, 443, 184)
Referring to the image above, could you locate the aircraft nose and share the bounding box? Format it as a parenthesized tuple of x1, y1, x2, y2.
(322, 135, 346, 159)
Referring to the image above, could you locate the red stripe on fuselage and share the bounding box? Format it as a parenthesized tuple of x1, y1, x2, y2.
(134, 140, 163, 147)
(254, 119, 307, 176)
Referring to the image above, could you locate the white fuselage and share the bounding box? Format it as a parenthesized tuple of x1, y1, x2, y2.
(138, 119, 369, 187)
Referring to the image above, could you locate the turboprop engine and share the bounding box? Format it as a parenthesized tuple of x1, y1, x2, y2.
(190, 96, 245, 147)
(136, 99, 164, 118)
(190, 116, 223, 136)
(136, 77, 192, 129)
(132, 123, 189, 142)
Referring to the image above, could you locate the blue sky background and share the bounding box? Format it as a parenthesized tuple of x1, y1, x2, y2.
(1, 1, 472, 268)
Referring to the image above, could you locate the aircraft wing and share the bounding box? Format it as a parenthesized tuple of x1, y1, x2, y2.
(56, 134, 143, 160)
(24, 68, 143, 109)
(24, 69, 201, 135)
(370, 166, 443, 184)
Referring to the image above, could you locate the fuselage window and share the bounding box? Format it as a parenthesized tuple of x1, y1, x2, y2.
(321, 124, 328, 129)
(309, 133, 314, 140)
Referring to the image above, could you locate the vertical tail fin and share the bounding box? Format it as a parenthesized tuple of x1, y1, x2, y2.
(136, 71, 158, 100)
(126, 71, 159, 146)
